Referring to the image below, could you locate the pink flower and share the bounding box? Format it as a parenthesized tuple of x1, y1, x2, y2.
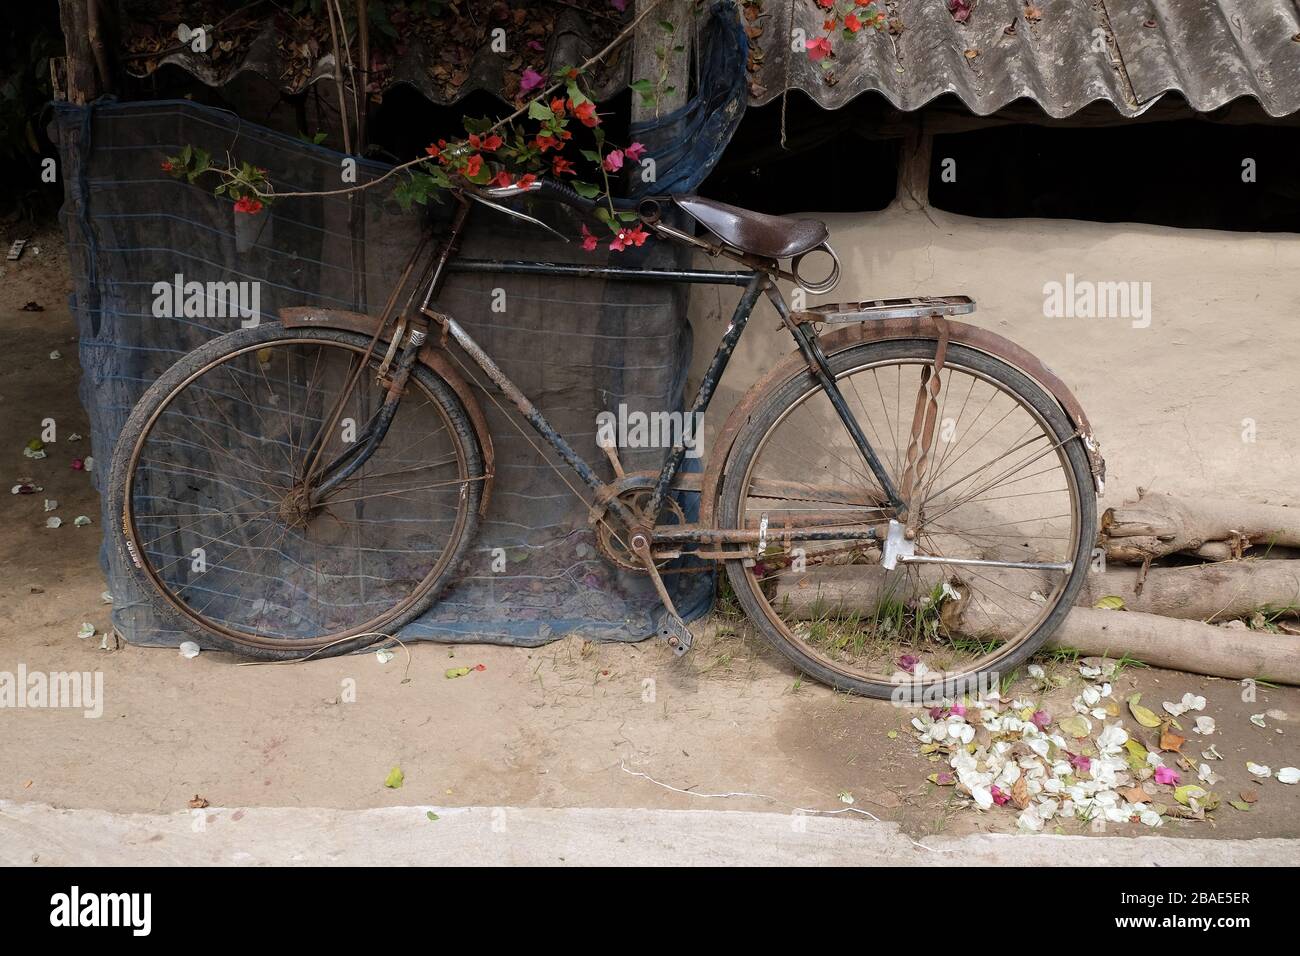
(1154, 766, 1180, 786)
(990, 786, 1010, 806)
(610, 0, 627, 10)
(1069, 753, 1092, 773)
(950, 704, 967, 718)
(602, 149, 624, 173)
(806, 36, 832, 61)
(624, 141, 647, 162)
(898, 654, 918, 674)
(608, 224, 648, 252)
(519, 68, 545, 94)
(580, 223, 598, 251)
(1032, 710, 1051, 729)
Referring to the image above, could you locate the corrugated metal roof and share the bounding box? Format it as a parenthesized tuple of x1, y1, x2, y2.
(122, 0, 1300, 119)
(121, 2, 630, 106)
(748, 0, 1300, 118)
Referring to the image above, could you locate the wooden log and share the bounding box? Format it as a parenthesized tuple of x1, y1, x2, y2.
(771, 566, 1300, 684)
(1101, 492, 1300, 563)
(777, 560, 1300, 623)
(58, 0, 99, 104)
(1047, 608, 1300, 685)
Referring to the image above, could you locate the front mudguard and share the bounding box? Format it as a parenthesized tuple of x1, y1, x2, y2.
(697, 317, 1105, 529)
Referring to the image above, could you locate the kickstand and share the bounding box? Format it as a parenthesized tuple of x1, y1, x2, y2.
(630, 533, 692, 656)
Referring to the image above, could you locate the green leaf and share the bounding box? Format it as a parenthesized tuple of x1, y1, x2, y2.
(384, 767, 404, 789)
(1094, 595, 1125, 610)
(565, 80, 591, 107)
(658, 19, 674, 32)
(426, 811, 440, 821)
(445, 666, 471, 679)
(579, 149, 602, 162)
(572, 181, 600, 199)
(629, 79, 655, 93)
(528, 99, 556, 121)
(616, 211, 639, 223)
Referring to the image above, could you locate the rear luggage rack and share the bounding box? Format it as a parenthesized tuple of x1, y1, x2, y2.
(794, 295, 975, 324)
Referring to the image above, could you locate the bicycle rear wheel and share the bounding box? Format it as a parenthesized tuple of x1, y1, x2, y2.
(718, 339, 1096, 699)
(107, 322, 484, 659)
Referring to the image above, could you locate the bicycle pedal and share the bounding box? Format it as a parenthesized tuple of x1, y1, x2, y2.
(658, 614, 693, 656)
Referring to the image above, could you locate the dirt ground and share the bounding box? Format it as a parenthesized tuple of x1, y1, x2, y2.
(1, 220, 1297, 845)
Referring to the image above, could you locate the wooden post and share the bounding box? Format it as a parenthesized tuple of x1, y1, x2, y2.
(631, 0, 693, 125)
(896, 121, 932, 208)
(57, 0, 100, 104)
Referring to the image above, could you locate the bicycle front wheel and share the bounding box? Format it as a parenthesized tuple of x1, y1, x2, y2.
(107, 323, 484, 659)
(718, 339, 1096, 699)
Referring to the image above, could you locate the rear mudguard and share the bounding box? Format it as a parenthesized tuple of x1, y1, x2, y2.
(278, 307, 495, 516)
(697, 317, 1105, 529)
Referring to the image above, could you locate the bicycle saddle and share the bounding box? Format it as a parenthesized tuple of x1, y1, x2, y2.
(672, 196, 829, 260)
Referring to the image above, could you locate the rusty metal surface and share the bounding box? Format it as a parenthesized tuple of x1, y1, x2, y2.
(697, 316, 1104, 528)
(749, 0, 1300, 118)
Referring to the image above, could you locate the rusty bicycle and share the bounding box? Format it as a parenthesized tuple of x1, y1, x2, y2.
(107, 178, 1103, 698)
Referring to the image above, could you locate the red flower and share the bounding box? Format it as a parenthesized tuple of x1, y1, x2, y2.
(806, 36, 833, 61)
(552, 156, 575, 176)
(570, 100, 599, 127)
(609, 224, 648, 252)
(469, 133, 502, 152)
(463, 154, 483, 177)
(161, 160, 174, 172)
(550, 97, 566, 115)
(824, 18, 836, 30)
(425, 139, 446, 157)
(533, 134, 560, 153)
(602, 149, 624, 173)
(491, 170, 512, 187)
(818, 0, 834, 7)
(516, 173, 537, 189)
(234, 196, 263, 215)
(580, 223, 598, 251)
(845, 13, 862, 32)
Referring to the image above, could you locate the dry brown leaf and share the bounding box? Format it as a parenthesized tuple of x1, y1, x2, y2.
(1160, 727, 1186, 753)
(1121, 786, 1151, 803)
(1024, 4, 1043, 22)
(1012, 777, 1030, 810)
(188, 794, 210, 809)
(1240, 789, 1259, 804)
(964, 48, 980, 60)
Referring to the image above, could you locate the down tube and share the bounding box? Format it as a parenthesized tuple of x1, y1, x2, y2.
(647, 272, 768, 518)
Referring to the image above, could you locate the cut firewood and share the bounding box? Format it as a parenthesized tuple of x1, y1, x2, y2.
(773, 565, 1300, 684)
(777, 560, 1300, 623)
(1077, 560, 1300, 621)
(1047, 608, 1300, 685)
(1100, 492, 1300, 563)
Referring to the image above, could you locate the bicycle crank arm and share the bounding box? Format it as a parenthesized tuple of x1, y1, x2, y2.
(630, 530, 693, 657)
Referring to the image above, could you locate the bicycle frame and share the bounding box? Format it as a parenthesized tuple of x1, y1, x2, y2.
(425, 200, 906, 543)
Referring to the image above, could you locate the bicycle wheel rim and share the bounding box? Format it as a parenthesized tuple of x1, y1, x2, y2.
(727, 347, 1087, 689)
(122, 335, 473, 650)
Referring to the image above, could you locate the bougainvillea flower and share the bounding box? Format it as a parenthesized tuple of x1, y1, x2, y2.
(519, 68, 545, 94)
(990, 786, 1010, 806)
(602, 149, 624, 172)
(898, 654, 919, 674)
(491, 170, 512, 187)
(1153, 765, 1180, 785)
(610, 0, 627, 10)
(823, 18, 836, 30)
(552, 156, 575, 176)
(550, 97, 567, 115)
(806, 36, 832, 61)
(161, 160, 174, 172)
(469, 133, 502, 152)
(527, 39, 545, 52)
(580, 223, 598, 251)
(516, 173, 537, 189)
(624, 141, 647, 162)
(609, 225, 648, 251)
(534, 134, 560, 153)
(845, 13, 862, 32)
(570, 100, 599, 127)
(463, 154, 483, 177)
(233, 196, 263, 214)
(1069, 753, 1092, 773)
(1032, 710, 1051, 729)
(817, 0, 834, 7)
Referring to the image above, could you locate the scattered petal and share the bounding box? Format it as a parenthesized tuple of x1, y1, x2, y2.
(1246, 762, 1272, 778)
(1277, 767, 1299, 785)
(1193, 716, 1216, 735)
